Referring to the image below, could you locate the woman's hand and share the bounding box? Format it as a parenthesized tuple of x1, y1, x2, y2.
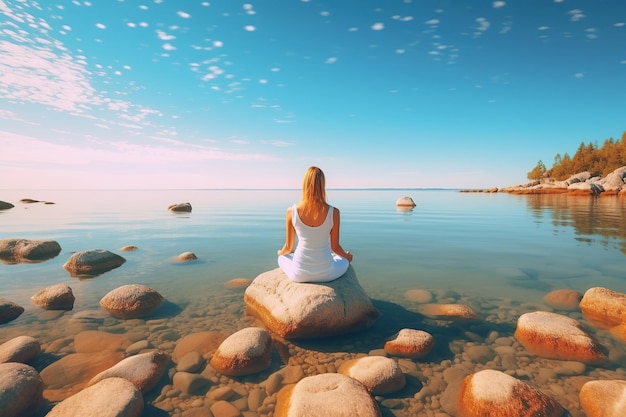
(345, 251, 353, 262)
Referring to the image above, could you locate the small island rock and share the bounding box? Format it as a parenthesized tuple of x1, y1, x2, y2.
(457, 369, 564, 417)
(244, 267, 379, 339)
(168, 202, 192, 212)
(210, 327, 273, 376)
(396, 196, 416, 207)
(514, 311, 607, 364)
(275, 373, 381, 417)
(100, 284, 163, 319)
(63, 249, 126, 276)
(45, 377, 143, 417)
(0, 335, 41, 364)
(177, 251, 197, 261)
(0, 362, 44, 417)
(31, 283, 75, 310)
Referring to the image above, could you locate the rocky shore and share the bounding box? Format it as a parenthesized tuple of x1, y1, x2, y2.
(461, 165, 626, 196)
(2, 200, 626, 417)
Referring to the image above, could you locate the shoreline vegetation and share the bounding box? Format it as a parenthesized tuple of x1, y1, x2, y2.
(463, 131, 626, 196)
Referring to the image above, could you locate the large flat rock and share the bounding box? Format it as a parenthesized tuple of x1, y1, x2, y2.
(244, 266, 379, 339)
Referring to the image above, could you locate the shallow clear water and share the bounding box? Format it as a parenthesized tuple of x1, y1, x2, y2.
(1, 189, 626, 415)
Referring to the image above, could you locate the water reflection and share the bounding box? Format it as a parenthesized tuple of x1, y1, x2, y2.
(523, 194, 626, 255)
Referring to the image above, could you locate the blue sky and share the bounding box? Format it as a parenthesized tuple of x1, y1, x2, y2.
(1, 0, 625, 189)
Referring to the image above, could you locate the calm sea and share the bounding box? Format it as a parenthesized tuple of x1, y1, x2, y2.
(1, 189, 626, 415)
(2, 189, 625, 306)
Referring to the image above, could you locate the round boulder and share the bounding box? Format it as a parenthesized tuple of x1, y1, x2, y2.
(31, 283, 75, 310)
(276, 373, 381, 417)
(210, 327, 273, 376)
(0, 335, 41, 364)
(63, 249, 126, 276)
(0, 362, 44, 417)
(172, 331, 227, 363)
(458, 369, 564, 417)
(384, 328, 435, 359)
(45, 377, 143, 417)
(515, 311, 607, 364)
(338, 356, 405, 395)
(100, 284, 163, 319)
(580, 380, 626, 417)
(580, 287, 626, 330)
(168, 202, 192, 212)
(0, 298, 24, 324)
(0, 238, 62, 263)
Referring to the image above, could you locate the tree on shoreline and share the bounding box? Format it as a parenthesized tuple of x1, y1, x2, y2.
(527, 131, 626, 181)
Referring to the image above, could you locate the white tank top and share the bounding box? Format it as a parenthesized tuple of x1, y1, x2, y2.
(291, 204, 335, 279)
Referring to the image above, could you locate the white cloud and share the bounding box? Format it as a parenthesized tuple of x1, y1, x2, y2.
(177, 11, 191, 19)
(475, 17, 490, 32)
(325, 57, 338, 64)
(213, 40, 223, 47)
(574, 72, 584, 78)
(261, 140, 292, 147)
(162, 43, 176, 51)
(371, 23, 384, 31)
(95, 23, 106, 30)
(568, 9, 586, 22)
(425, 19, 440, 25)
(538, 26, 550, 30)
(244, 25, 256, 32)
(493, 1, 505, 8)
(615, 22, 625, 27)
(157, 30, 175, 41)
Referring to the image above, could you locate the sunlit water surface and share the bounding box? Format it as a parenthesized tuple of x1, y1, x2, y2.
(1, 189, 626, 416)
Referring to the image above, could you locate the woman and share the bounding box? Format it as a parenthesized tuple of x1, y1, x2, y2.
(277, 166, 353, 282)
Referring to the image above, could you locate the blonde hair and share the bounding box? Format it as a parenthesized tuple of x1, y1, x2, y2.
(301, 166, 327, 218)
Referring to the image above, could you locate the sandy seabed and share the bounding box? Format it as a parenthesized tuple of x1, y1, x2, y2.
(2, 280, 626, 417)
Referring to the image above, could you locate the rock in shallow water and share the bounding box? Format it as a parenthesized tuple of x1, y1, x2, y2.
(0, 298, 24, 324)
(457, 369, 564, 417)
(276, 373, 381, 417)
(63, 249, 126, 276)
(210, 327, 273, 376)
(0, 238, 61, 263)
(244, 266, 380, 339)
(31, 283, 75, 310)
(580, 379, 626, 417)
(338, 356, 406, 395)
(100, 284, 163, 319)
(46, 377, 143, 417)
(0, 335, 41, 364)
(514, 311, 607, 364)
(0, 362, 43, 417)
(87, 351, 170, 394)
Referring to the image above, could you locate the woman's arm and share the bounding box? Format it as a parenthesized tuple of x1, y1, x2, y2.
(277, 207, 296, 255)
(330, 207, 353, 262)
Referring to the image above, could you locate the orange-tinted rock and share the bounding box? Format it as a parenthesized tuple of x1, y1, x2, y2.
(210, 327, 273, 376)
(41, 350, 125, 402)
(74, 330, 128, 353)
(514, 311, 607, 364)
(580, 380, 626, 417)
(0, 298, 24, 324)
(384, 329, 435, 359)
(0, 238, 62, 264)
(418, 303, 479, 322)
(580, 287, 626, 330)
(543, 289, 583, 311)
(0, 363, 43, 417)
(87, 351, 170, 394)
(338, 356, 405, 395)
(168, 202, 192, 212)
(276, 373, 381, 417)
(0, 336, 41, 364)
(177, 251, 197, 261)
(457, 369, 564, 417)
